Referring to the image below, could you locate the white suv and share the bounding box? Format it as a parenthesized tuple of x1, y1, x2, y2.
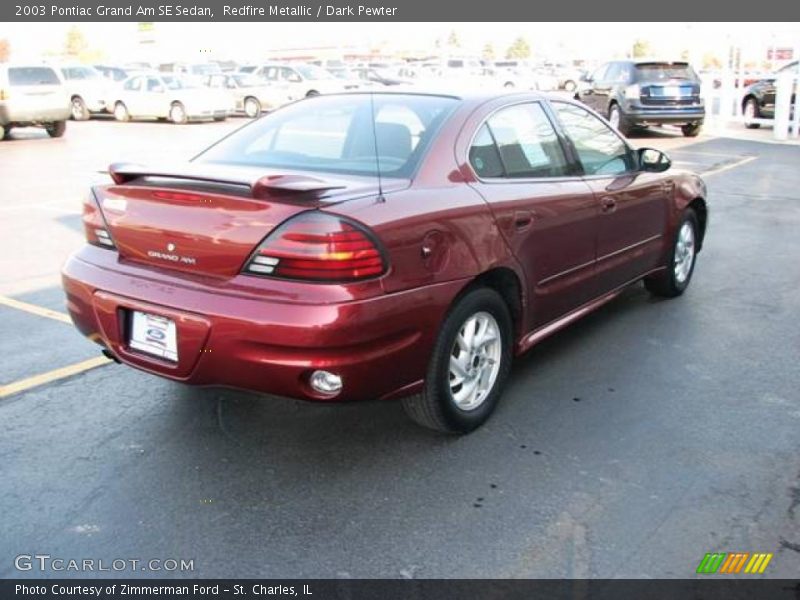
(0, 64, 70, 140)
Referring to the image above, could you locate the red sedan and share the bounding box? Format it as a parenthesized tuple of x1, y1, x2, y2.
(62, 92, 708, 433)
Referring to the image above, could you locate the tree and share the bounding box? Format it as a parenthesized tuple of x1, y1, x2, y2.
(0, 39, 9, 63)
(506, 37, 531, 60)
(632, 39, 651, 59)
(64, 26, 88, 57)
(447, 30, 460, 49)
(482, 43, 495, 61)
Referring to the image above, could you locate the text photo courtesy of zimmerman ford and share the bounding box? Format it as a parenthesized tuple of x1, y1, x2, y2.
(1, 16, 799, 591)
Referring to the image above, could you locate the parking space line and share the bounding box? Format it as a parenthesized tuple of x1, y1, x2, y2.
(701, 155, 758, 176)
(0, 356, 112, 399)
(0, 295, 73, 324)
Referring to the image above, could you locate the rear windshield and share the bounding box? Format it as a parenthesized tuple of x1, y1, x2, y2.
(196, 94, 459, 178)
(8, 67, 60, 86)
(635, 63, 698, 81)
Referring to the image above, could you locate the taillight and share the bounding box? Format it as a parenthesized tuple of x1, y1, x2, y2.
(244, 212, 386, 282)
(83, 190, 116, 249)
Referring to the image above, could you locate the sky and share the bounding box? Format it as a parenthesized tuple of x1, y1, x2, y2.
(1, 22, 798, 66)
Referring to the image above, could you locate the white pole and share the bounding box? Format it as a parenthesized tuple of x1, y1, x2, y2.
(773, 70, 793, 141)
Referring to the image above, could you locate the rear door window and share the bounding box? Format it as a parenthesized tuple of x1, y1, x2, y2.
(8, 67, 60, 86)
(473, 103, 570, 179)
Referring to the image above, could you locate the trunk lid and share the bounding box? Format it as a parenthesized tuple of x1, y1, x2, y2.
(96, 162, 406, 278)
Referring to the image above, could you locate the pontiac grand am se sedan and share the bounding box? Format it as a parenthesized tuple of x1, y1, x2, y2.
(62, 92, 708, 433)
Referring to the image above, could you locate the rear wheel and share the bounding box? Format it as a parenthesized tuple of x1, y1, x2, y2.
(71, 96, 90, 121)
(608, 104, 632, 136)
(743, 97, 761, 129)
(306, 90, 319, 97)
(45, 121, 66, 138)
(244, 97, 261, 118)
(644, 209, 699, 297)
(681, 123, 702, 137)
(114, 102, 130, 122)
(401, 287, 513, 434)
(563, 80, 576, 92)
(169, 102, 188, 124)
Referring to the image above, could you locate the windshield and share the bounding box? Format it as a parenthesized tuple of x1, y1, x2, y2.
(635, 63, 698, 81)
(61, 66, 102, 81)
(196, 94, 459, 178)
(294, 64, 335, 80)
(232, 74, 263, 87)
(162, 76, 200, 90)
(190, 64, 221, 76)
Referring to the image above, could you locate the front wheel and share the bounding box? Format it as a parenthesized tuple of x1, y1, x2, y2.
(113, 102, 130, 122)
(401, 287, 513, 434)
(644, 209, 699, 297)
(71, 97, 90, 121)
(45, 121, 66, 138)
(743, 97, 761, 129)
(563, 80, 576, 92)
(169, 102, 188, 124)
(244, 97, 261, 118)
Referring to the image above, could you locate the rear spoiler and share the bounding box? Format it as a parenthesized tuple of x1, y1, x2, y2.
(107, 162, 346, 199)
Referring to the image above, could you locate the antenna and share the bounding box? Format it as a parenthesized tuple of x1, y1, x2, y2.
(369, 93, 386, 203)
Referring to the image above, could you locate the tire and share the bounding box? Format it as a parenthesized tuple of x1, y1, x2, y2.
(401, 287, 513, 434)
(608, 103, 632, 136)
(244, 97, 261, 118)
(306, 90, 319, 97)
(743, 97, 761, 129)
(45, 121, 66, 138)
(169, 102, 188, 124)
(681, 123, 702, 137)
(70, 96, 90, 121)
(563, 80, 576, 92)
(644, 209, 699, 298)
(504, 81, 515, 89)
(213, 115, 226, 122)
(113, 102, 130, 122)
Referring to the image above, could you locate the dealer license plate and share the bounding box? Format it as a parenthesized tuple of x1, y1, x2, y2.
(129, 311, 178, 362)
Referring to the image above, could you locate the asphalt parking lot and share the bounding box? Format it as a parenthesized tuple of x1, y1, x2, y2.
(1, 118, 799, 579)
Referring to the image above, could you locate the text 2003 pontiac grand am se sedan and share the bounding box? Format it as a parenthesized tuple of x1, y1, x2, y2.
(62, 92, 708, 433)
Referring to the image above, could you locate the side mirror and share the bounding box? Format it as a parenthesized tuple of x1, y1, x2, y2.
(638, 147, 671, 173)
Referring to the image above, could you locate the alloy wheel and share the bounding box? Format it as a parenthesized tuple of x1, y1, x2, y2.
(674, 221, 696, 284)
(448, 311, 502, 411)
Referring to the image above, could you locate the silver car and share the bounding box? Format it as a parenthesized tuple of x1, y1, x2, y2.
(204, 73, 296, 117)
(0, 64, 70, 140)
(111, 73, 232, 123)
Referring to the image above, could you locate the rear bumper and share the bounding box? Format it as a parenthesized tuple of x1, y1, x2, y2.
(62, 245, 467, 402)
(623, 102, 705, 125)
(0, 104, 70, 125)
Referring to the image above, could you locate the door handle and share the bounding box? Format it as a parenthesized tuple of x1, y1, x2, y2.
(600, 196, 617, 212)
(514, 210, 533, 230)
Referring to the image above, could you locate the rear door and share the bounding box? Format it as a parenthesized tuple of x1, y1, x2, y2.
(551, 101, 670, 290)
(466, 101, 599, 328)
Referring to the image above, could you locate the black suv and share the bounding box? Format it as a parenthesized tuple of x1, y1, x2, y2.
(742, 61, 798, 128)
(576, 60, 705, 137)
